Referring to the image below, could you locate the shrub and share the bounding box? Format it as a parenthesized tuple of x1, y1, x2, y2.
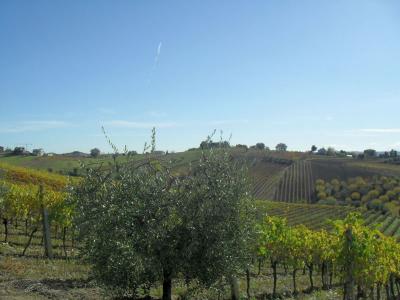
(351, 192, 361, 201)
(370, 199, 382, 211)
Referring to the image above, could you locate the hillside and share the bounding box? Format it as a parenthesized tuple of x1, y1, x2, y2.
(271, 157, 400, 203)
(2, 150, 400, 203)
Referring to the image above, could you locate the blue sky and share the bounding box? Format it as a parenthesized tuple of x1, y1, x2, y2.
(0, 1, 399, 153)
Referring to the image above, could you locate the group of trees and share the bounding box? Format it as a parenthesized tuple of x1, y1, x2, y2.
(199, 140, 288, 153)
(315, 176, 400, 215)
(73, 144, 255, 300)
(246, 143, 287, 152)
(258, 213, 400, 299)
(312, 146, 350, 157)
(199, 140, 230, 149)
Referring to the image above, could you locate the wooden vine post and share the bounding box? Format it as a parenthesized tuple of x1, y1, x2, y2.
(40, 185, 53, 259)
(343, 227, 355, 300)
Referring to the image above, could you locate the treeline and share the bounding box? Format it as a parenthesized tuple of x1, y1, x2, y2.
(258, 213, 400, 299)
(195, 139, 288, 152)
(315, 176, 400, 215)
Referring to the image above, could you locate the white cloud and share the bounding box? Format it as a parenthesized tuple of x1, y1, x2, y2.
(359, 128, 400, 133)
(147, 41, 163, 86)
(155, 42, 162, 63)
(103, 120, 179, 129)
(0, 121, 70, 133)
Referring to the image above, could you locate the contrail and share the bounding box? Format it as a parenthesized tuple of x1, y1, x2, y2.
(155, 42, 162, 64)
(147, 41, 162, 86)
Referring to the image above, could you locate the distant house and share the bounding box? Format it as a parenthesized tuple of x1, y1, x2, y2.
(32, 148, 45, 156)
(46, 153, 55, 157)
(0, 146, 4, 153)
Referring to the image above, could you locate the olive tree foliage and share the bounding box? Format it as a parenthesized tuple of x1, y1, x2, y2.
(73, 132, 255, 299)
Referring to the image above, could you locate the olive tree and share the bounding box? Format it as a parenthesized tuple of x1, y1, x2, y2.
(90, 148, 101, 157)
(74, 139, 254, 299)
(275, 143, 287, 152)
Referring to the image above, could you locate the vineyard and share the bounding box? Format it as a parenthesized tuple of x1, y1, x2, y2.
(250, 161, 287, 199)
(256, 200, 400, 241)
(1, 156, 400, 299)
(0, 163, 74, 255)
(273, 160, 314, 203)
(257, 158, 400, 204)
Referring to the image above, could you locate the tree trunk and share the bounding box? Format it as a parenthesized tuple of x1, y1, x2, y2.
(376, 284, 381, 300)
(3, 218, 8, 242)
(369, 287, 374, 300)
(246, 268, 251, 299)
(308, 264, 314, 291)
(272, 261, 278, 297)
(329, 269, 334, 289)
(292, 269, 298, 295)
(357, 285, 366, 299)
(229, 275, 239, 300)
(62, 227, 67, 258)
(25, 219, 28, 236)
(385, 284, 390, 300)
(71, 230, 75, 249)
(343, 228, 355, 300)
(389, 275, 395, 299)
(321, 262, 327, 290)
(162, 270, 172, 300)
(22, 227, 38, 256)
(258, 259, 262, 275)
